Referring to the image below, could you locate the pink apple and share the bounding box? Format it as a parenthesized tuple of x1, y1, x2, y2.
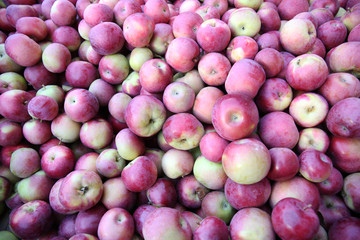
(328, 217, 360, 240)
(10, 147, 40, 178)
(172, 11, 203, 40)
(193, 216, 229, 240)
(89, 22, 125, 55)
(198, 52, 231, 86)
(123, 12, 155, 48)
(199, 131, 228, 163)
(196, 18, 231, 52)
(162, 149, 194, 179)
(329, 135, 360, 173)
(162, 81, 195, 113)
(96, 149, 125, 178)
(299, 149, 333, 183)
(226, 36, 258, 63)
(113, 0, 142, 26)
(318, 195, 351, 230)
(115, 128, 145, 161)
(27, 95, 59, 121)
(177, 175, 209, 209)
(50, 0, 77, 26)
(97, 208, 134, 240)
(101, 177, 136, 210)
(42, 42, 71, 73)
(147, 178, 177, 207)
(0, 89, 33, 123)
(278, 0, 310, 20)
(139, 58, 172, 93)
(316, 167, 343, 195)
(254, 48, 284, 78)
(342, 172, 360, 213)
(267, 147, 299, 181)
(297, 127, 330, 153)
(80, 118, 113, 150)
(41, 145, 75, 179)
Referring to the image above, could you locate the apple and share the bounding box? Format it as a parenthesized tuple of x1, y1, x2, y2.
(174, 69, 205, 94)
(162, 81, 195, 113)
(149, 23, 175, 55)
(177, 175, 209, 209)
(195, 5, 220, 21)
(230, 207, 275, 240)
(199, 131, 228, 163)
(147, 178, 177, 207)
(143, 0, 170, 24)
(227, 7, 261, 37)
(342, 172, 360, 213)
(318, 195, 351, 229)
(193, 155, 227, 190)
(0, 176, 11, 202)
(172, 11, 203, 40)
(0, 89, 33, 123)
(21, 119, 50, 145)
(327, 42, 360, 78)
(41, 145, 75, 179)
(328, 217, 360, 240)
(42, 42, 72, 73)
(50, 0, 77, 26)
(257, 6, 281, 33)
(278, 0, 310, 20)
(96, 149, 125, 178)
(198, 52, 231, 86)
(97, 208, 134, 240)
(88, 79, 116, 107)
(181, 211, 202, 233)
(271, 198, 319, 240)
(36, 84, 65, 106)
(79, 118, 113, 150)
(10, 147, 40, 178)
(179, 0, 201, 13)
(83, 3, 113, 27)
(27, 95, 59, 121)
(193, 216, 229, 240)
(267, 147, 299, 181)
(162, 149, 194, 179)
(65, 61, 98, 89)
(299, 149, 333, 183)
(51, 113, 81, 143)
(256, 30, 282, 51)
(113, 0, 142, 26)
(123, 12, 155, 48)
(133, 204, 157, 237)
(0, 119, 22, 147)
(58, 214, 77, 239)
(297, 127, 330, 153)
(52, 26, 81, 52)
(0, 71, 26, 94)
(101, 177, 136, 210)
(0, 43, 23, 74)
(139, 58, 172, 93)
(201, 191, 235, 224)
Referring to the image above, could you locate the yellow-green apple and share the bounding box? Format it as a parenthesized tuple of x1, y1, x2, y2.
(193, 216, 229, 240)
(163, 82, 195, 113)
(328, 217, 360, 240)
(267, 147, 299, 182)
(174, 69, 205, 94)
(172, 11, 203, 40)
(0, 43, 23, 74)
(121, 156, 157, 192)
(193, 155, 227, 190)
(318, 20, 347, 50)
(115, 128, 145, 161)
(326, 97, 360, 138)
(64, 88, 99, 123)
(125, 95, 166, 137)
(142, 207, 192, 240)
(88, 79, 116, 107)
(83, 3, 113, 27)
(0, 119, 22, 147)
(342, 172, 360, 213)
(299, 149, 333, 183)
(319, 73, 360, 106)
(318, 195, 350, 230)
(224, 177, 271, 210)
(123, 12, 155, 48)
(254, 48, 284, 78)
(327, 42, 360, 77)
(211, 94, 259, 141)
(42, 42, 71, 73)
(289, 92, 329, 127)
(108, 92, 132, 123)
(52, 26, 81, 52)
(230, 207, 275, 240)
(147, 178, 177, 207)
(96, 149, 125, 178)
(0, 231, 17, 240)
(227, 7, 261, 37)
(139, 58, 172, 93)
(50, 0, 76, 26)
(80, 118, 113, 150)
(129, 47, 153, 72)
(97, 208, 134, 240)
(297, 127, 330, 153)
(225, 59, 266, 98)
(165, 37, 200, 73)
(201, 191, 235, 224)
(144, 0, 170, 24)
(27, 95, 59, 121)
(0, 89, 33, 122)
(149, 23, 175, 56)
(133, 204, 157, 237)
(256, 30, 282, 51)
(329, 135, 360, 173)
(162, 113, 204, 150)
(196, 19, 231, 52)
(192, 86, 224, 124)
(41, 145, 75, 179)
(271, 198, 319, 240)
(69, 233, 98, 240)
(75, 204, 107, 236)
(177, 175, 209, 209)
(89, 22, 125, 55)
(59, 170, 104, 211)
(255, 77, 293, 113)
(113, 0, 142, 26)
(0, 71, 26, 94)
(198, 52, 231, 86)
(101, 177, 136, 210)
(10, 147, 40, 178)
(259, 111, 299, 149)
(10, 200, 53, 239)
(36, 84, 65, 106)
(199, 131, 228, 163)
(234, 0, 262, 9)
(51, 113, 81, 143)
(227, 36, 258, 63)
(270, 176, 321, 211)
(316, 167, 343, 195)
(162, 149, 194, 179)
(99, 54, 129, 85)
(280, 19, 316, 55)
(65, 61, 98, 88)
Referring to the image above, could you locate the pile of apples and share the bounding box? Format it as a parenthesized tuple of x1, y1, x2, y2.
(0, 0, 360, 239)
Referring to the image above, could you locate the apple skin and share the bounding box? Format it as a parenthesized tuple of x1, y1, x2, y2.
(50, 0, 77, 26)
(278, 0, 309, 20)
(10, 200, 53, 239)
(222, 138, 271, 185)
(280, 19, 316, 55)
(270, 176, 321, 211)
(58, 214, 77, 239)
(255, 77, 293, 113)
(267, 147, 299, 181)
(193, 155, 227, 190)
(211, 93, 259, 141)
(319, 72, 360, 106)
(271, 198, 319, 240)
(121, 156, 157, 192)
(22, 119, 52, 145)
(328, 135, 360, 173)
(96, 149, 125, 178)
(0, 43, 23, 74)
(27, 95, 59, 121)
(286, 53, 329, 91)
(123, 12, 155, 48)
(0, 89, 33, 123)
(163, 81, 195, 113)
(5, 4, 38, 27)
(258, 111, 299, 149)
(226, 36, 259, 63)
(149, 23, 175, 55)
(201, 191, 235, 224)
(133, 204, 157, 237)
(162, 149, 194, 179)
(65, 61, 98, 89)
(310, 0, 340, 16)
(228, 7, 261, 37)
(172, 11, 203, 40)
(115, 128, 145, 161)
(342, 172, 360, 213)
(89, 22, 125, 56)
(83, 3, 113, 27)
(75, 204, 107, 236)
(299, 149, 333, 183)
(147, 178, 177, 208)
(225, 59, 266, 98)
(36, 84, 65, 106)
(139, 58, 172, 93)
(317, 20, 347, 50)
(80, 118, 113, 150)
(297, 127, 330, 153)
(142, 207, 192, 240)
(10, 147, 40, 178)
(108, 92, 132, 123)
(328, 217, 360, 240)
(113, 0, 142, 27)
(88, 79, 116, 107)
(316, 167, 343, 195)
(51, 113, 81, 143)
(101, 177, 136, 210)
(4, 33, 42, 67)
(177, 175, 209, 209)
(99, 53, 129, 85)
(230, 207, 275, 240)
(143, 0, 170, 24)
(198, 52, 231, 86)
(327, 42, 360, 78)
(199, 131, 228, 163)
(64, 88, 99, 123)
(0, 71, 27, 94)
(326, 97, 360, 138)
(318, 195, 351, 230)
(0, 119, 22, 147)
(174, 69, 205, 95)
(59, 170, 104, 212)
(193, 216, 229, 240)
(97, 208, 134, 240)
(181, 211, 202, 233)
(52, 26, 81, 52)
(42, 42, 72, 73)
(125, 95, 166, 138)
(254, 48, 284, 78)
(0, 176, 11, 202)
(348, 23, 360, 41)
(256, 30, 282, 51)
(69, 233, 98, 240)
